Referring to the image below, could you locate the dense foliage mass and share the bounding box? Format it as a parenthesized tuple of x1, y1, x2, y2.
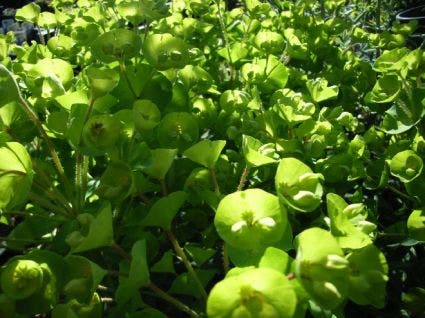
(0, 0, 425, 317)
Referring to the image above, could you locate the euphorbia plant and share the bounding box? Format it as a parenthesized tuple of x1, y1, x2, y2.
(0, 0, 423, 317)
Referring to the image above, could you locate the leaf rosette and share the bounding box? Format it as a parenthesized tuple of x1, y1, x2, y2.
(214, 189, 288, 251)
(207, 267, 297, 318)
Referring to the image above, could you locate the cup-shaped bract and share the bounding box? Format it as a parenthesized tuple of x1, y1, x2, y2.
(133, 99, 161, 131)
(294, 228, 349, 309)
(92, 29, 142, 62)
(254, 31, 285, 54)
(390, 150, 423, 183)
(214, 189, 288, 251)
(0, 142, 33, 210)
(220, 89, 250, 113)
(85, 67, 120, 98)
(157, 112, 199, 151)
(346, 244, 388, 308)
(207, 267, 297, 318)
(407, 209, 425, 241)
(96, 161, 133, 201)
(275, 157, 323, 212)
(1, 260, 44, 300)
(82, 114, 122, 151)
(142, 33, 189, 70)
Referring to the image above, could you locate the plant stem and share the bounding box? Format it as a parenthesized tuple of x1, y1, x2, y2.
(119, 61, 138, 99)
(17, 95, 73, 202)
(209, 168, 221, 195)
(237, 165, 249, 191)
(33, 176, 72, 214)
(387, 184, 417, 203)
(36, 25, 45, 45)
(215, 0, 235, 80)
(0, 236, 49, 244)
(160, 178, 168, 196)
(223, 242, 229, 275)
(166, 230, 208, 300)
(111, 241, 131, 260)
(148, 283, 201, 318)
(28, 192, 72, 217)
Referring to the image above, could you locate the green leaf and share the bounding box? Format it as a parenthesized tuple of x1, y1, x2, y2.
(364, 74, 401, 104)
(407, 209, 425, 241)
(346, 245, 388, 308)
(38, 11, 57, 28)
(389, 150, 423, 183)
(241, 55, 288, 93)
(306, 78, 339, 103)
(169, 269, 216, 299)
(64, 255, 107, 302)
(0, 64, 21, 107)
(217, 42, 248, 63)
(381, 88, 425, 134)
(0, 142, 33, 210)
(116, 240, 150, 305)
(326, 193, 373, 249)
(183, 140, 226, 169)
(142, 191, 187, 230)
(185, 244, 216, 267)
(151, 250, 175, 273)
(142, 148, 177, 180)
(373, 48, 410, 72)
(242, 135, 277, 167)
(275, 158, 323, 212)
(258, 247, 291, 274)
(15, 2, 41, 23)
(29, 58, 74, 90)
(71, 203, 114, 253)
(66, 103, 88, 149)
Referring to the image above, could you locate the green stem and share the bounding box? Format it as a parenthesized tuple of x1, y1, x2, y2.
(8, 210, 66, 222)
(0, 236, 50, 244)
(32, 179, 73, 215)
(148, 283, 201, 318)
(17, 95, 73, 202)
(28, 192, 72, 217)
(36, 25, 45, 45)
(166, 230, 208, 300)
(237, 165, 249, 191)
(215, 0, 235, 80)
(111, 241, 131, 260)
(32, 162, 73, 214)
(209, 168, 221, 195)
(223, 242, 229, 275)
(387, 184, 417, 203)
(160, 178, 168, 196)
(119, 61, 138, 99)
